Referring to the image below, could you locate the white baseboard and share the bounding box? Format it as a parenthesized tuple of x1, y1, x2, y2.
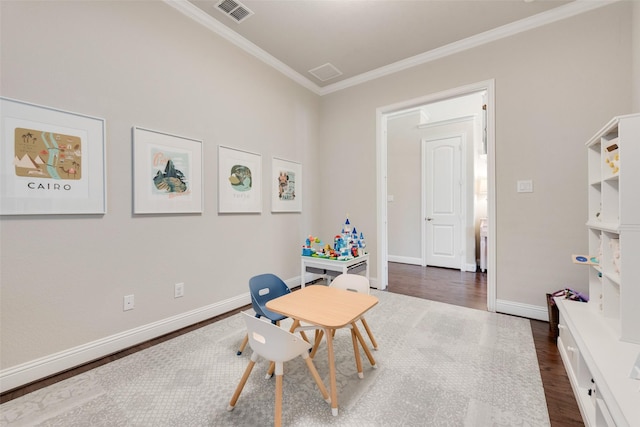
(387, 255, 422, 265)
(300, 272, 323, 286)
(388, 257, 478, 273)
(463, 263, 478, 272)
(496, 299, 549, 322)
(0, 293, 251, 393)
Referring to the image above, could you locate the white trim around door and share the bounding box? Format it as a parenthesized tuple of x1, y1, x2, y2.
(376, 79, 496, 312)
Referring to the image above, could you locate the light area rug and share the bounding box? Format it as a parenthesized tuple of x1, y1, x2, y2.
(0, 290, 550, 427)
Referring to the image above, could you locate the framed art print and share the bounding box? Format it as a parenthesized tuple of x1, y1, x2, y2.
(271, 157, 301, 212)
(0, 97, 106, 215)
(218, 145, 262, 213)
(133, 127, 203, 214)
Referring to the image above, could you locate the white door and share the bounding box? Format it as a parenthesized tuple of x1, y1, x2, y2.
(423, 136, 462, 269)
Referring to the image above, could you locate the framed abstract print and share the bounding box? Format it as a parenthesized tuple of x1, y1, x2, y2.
(271, 157, 301, 213)
(133, 127, 203, 214)
(218, 145, 262, 213)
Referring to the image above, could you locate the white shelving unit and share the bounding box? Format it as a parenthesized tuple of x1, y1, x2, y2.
(556, 113, 640, 427)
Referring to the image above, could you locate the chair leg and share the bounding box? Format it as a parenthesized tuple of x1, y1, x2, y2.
(309, 329, 324, 358)
(227, 358, 256, 410)
(352, 322, 376, 368)
(275, 371, 283, 427)
(360, 318, 378, 350)
(266, 361, 275, 379)
(236, 333, 249, 356)
(289, 319, 310, 343)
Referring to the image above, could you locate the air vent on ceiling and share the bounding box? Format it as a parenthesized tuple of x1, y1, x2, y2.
(216, 0, 253, 23)
(308, 63, 343, 82)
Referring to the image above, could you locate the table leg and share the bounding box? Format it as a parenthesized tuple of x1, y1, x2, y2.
(325, 327, 338, 416)
(350, 327, 364, 378)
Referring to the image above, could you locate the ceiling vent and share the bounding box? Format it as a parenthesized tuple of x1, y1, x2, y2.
(308, 63, 343, 82)
(216, 0, 254, 23)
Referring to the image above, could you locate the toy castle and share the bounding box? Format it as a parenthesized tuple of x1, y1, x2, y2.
(302, 215, 366, 260)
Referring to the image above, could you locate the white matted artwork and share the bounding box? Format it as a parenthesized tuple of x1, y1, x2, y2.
(218, 145, 262, 213)
(133, 127, 203, 214)
(271, 157, 301, 212)
(0, 97, 106, 215)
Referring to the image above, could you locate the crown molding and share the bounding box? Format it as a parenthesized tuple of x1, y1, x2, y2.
(163, 0, 322, 95)
(318, 0, 619, 95)
(165, 0, 619, 97)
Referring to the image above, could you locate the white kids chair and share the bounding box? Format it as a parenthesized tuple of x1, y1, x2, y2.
(330, 273, 378, 351)
(227, 312, 330, 427)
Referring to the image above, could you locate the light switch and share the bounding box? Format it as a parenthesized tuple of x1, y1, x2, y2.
(517, 180, 533, 193)
(387, 195, 394, 202)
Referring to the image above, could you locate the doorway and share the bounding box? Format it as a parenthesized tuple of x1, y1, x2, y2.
(376, 80, 496, 312)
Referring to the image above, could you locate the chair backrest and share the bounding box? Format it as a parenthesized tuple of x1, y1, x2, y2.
(249, 273, 291, 321)
(242, 312, 311, 363)
(329, 273, 371, 295)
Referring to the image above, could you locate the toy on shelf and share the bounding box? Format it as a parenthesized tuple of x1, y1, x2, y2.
(301, 215, 367, 260)
(358, 232, 366, 255)
(302, 235, 322, 256)
(551, 287, 589, 302)
(336, 215, 366, 260)
(572, 254, 599, 265)
(605, 141, 620, 175)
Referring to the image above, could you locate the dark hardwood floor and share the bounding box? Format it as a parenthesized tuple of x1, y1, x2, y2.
(387, 262, 584, 427)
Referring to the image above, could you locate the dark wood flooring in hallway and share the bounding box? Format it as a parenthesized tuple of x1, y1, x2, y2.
(386, 262, 584, 427)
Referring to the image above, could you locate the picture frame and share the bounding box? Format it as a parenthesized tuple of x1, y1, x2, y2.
(133, 127, 203, 214)
(0, 97, 106, 215)
(271, 157, 302, 213)
(218, 145, 262, 213)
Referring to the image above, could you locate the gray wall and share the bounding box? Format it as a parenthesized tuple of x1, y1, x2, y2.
(317, 2, 634, 306)
(0, 1, 320, 372)
(387, 112, 423, 262)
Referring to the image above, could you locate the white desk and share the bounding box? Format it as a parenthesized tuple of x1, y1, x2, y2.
(301, 253, 369, 287)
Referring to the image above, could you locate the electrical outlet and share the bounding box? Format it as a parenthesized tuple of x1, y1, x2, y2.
(123, 294, 135, 311)
(175, 282, 184, 298)
(517, 179, 533, 193)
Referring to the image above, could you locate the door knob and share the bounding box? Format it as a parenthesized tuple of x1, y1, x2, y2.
(426, 217, 433, 221)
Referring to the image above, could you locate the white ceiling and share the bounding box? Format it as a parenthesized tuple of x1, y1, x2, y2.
(168, 0, 615, 95)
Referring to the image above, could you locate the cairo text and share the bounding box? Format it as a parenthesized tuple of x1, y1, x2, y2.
(27, 182, 72, 191)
